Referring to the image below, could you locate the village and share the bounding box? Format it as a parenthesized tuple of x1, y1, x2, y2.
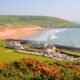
(5, 39, 80, 61)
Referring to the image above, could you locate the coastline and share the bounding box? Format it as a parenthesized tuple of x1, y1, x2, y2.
(0, 26, 46, 40)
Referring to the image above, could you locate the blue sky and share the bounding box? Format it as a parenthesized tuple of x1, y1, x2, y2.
(0, 0, 80, 21)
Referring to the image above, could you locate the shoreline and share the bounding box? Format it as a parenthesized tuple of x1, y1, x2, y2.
(0, 26, 46, 40)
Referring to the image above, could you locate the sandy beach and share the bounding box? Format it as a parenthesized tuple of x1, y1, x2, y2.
(0, 26, 45, 40)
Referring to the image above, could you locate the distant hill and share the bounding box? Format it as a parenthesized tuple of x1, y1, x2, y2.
(0, 15, 79, 27)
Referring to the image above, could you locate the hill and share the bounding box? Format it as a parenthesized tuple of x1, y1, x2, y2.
(0, 54, 80, 80)
(0, 15, 79, 27)
(0, 41, 80, 80)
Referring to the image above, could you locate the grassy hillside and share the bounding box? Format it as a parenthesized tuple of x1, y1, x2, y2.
(0, 47, 55, 63)
(0, 41, 80, 80)
(0, 15, 79, 27)
(61, 50, 80, 57)
(0, 41, 55, 63)
(0, 55, 80, 80)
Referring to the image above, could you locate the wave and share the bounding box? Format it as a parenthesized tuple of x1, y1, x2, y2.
(23, 28, 67, 41)
(54, 28, 67, 33)
(49, 35, 58, 39)
(47, 28, 67, 40)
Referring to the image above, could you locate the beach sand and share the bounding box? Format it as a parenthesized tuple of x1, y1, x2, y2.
(0, 26, 45, 40)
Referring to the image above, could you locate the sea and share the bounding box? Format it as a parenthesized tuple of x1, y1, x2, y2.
(22, 28, 80, 48)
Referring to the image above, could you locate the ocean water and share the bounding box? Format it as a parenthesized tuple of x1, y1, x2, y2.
(23, 28, 80, 48)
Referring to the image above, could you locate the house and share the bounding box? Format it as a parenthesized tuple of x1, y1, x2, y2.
(43, 46, 58, 56)
(5, 39, 24, 50)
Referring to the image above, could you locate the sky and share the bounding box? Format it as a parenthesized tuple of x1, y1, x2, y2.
(0, 0, 80, 21)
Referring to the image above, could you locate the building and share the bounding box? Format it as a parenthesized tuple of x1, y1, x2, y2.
(43, 46, 58, 56)
(5, 39, 24, 50)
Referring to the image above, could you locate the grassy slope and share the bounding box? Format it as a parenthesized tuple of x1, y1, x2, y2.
(61, 50, 80, 57)
(0, 40, 80, 63)
(0, 41, 55, 63)
(0, 47, 55, 63)
(0, 15, 79, 27)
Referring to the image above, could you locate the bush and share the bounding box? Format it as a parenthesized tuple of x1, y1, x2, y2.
(0, 57, 80, 80)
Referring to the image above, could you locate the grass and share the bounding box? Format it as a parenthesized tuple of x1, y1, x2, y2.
(0, 40, 55, 63)
(61, 50, 80, 57)
(1, 40, 80, 63)
(0, 15, 79, 27)
(0, 47, 55, 63)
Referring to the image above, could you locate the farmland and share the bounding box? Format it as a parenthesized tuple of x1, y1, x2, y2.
(0, 16, 79, 27)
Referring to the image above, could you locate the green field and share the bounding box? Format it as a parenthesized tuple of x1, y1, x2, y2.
(0, 15, 79, 27)
(0, 40, 54, 62)
(0, 40, 80, 63)
(61, 50, 80, 57)
(0, 47, 55, 63)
